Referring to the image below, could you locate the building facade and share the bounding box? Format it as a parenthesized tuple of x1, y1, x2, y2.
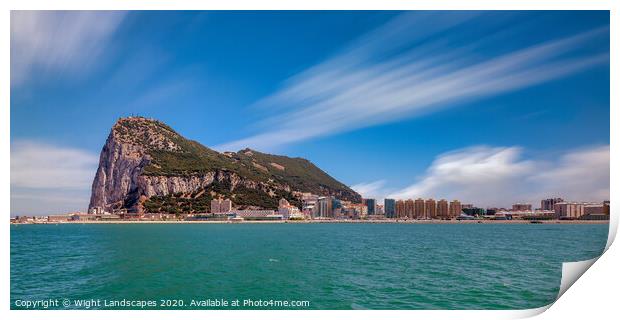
(425, 199, 437, 219)
(414, 198, 426, 219)
(317, 196, 333, 218)
(437, 199, 449, 219)
(449, 200, 462, 218)
(384, 199, 396, 218)
(365, 198, 376, 215)
(541, 198, 564, 211)
(211, 198, 232, 213)
(512, 203, 532, 211)
(554, 202, 584, 219)
(396, 200, 406, 218)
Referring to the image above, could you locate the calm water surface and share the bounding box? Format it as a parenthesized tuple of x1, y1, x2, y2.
(10, 223, 608, 309)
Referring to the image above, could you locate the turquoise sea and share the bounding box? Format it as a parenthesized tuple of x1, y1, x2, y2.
(11, 223, 608, 310)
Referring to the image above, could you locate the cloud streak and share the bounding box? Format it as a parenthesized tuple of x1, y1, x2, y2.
(387, 145, 609, 208)
(214, 12, 608, 152)
(11, 140, 99, 189)
(11, 11, 127, 86)
(11, 140, 99, 215)
(351, 180, 388, 199)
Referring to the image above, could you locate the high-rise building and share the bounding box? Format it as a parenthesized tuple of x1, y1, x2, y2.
(317, 196, 333, 218)
(211, 198, 232, 213)
(554, 202, 584, 219)
(301, 193, 319, 218)
(449, 200, 462, 218)
(414, 198, 425, 219)
(396, 200, 406, 218)
(437, 199, 449, 219)
(404, 199, 414, 218)
(512, 203, 532, 211)
(384, 199, 396, 218)
(365, 199, 376, 215)
(332, 198, 342, 210)
(541, 198, 564, 211)
(425, 198, 437, 219)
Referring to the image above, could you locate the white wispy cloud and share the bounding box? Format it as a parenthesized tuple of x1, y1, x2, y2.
(387, 145, 610, 207)
(11, 140, 99, 215)
(11, 11, 127, 86)
(530, 145, 610, 203)
(351, 180, 387, 198)
(214, 12, 608, 152)
(11, 140, 98, 190)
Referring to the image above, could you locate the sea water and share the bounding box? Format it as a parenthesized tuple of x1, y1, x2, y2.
(10, 223, 608, 310)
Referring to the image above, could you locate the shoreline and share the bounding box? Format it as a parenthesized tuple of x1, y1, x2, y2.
(10, 219, 609, 225)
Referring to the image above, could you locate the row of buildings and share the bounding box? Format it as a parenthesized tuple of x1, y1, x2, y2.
(24, 194, 609, 223)
(383, 198, 463, 219)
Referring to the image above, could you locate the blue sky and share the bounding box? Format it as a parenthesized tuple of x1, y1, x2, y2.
(10, 11, 610, 215)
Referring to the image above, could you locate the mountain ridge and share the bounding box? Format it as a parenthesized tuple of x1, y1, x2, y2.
(89, 117, 361, 213)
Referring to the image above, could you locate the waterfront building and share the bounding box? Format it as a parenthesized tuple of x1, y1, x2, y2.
(88, 206, 105, 215)
(333, 207, 344, 219)
(317, 196, 333, 218)
(554, 202, 584, 219)
(278, 206, 303, 219)
(581, 201, 610, 220)
(512, 203, 532, 211)
(358, 204, 369, 219)
(302, 204, 316, 219)
(405, 199, 415, 218)
(342, 203, 367, 219)
(332, 198, 342, 210)
(449, 200, 462, 218)
(47, 214, 73, 222)
(365, 198, 376, 215)
(461, 204, 474, 209)
(541, 198, 564, 211)
(70, 213, 108, 221)
(211, 198, 232, 213)
(462, 207, 486, 216)
(278, 198, 303, 219)
(302, 193, 319, 218)
(384, 199, 396, 218)
(437, 199, 449, 219)
(230, 210, 282, 221)
(583, 203, 606, 215)
(211, 199, 222, 213)
(414, 198, 426, 219)
(552, 202, 606, 219)
(395, 200, 406, 218)
(376, 204, 385, 216)
(604, 201, 610, 215)
(425, 199, 437, 219)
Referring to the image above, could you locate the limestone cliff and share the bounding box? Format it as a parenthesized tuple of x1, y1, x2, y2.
(89, 117, 361, 213)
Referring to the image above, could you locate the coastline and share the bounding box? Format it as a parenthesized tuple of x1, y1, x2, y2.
(10, 219, 609, 225)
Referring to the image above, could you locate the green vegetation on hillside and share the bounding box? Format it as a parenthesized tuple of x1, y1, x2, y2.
(142, 180, 302, 213)
(114, 117, 361, 202)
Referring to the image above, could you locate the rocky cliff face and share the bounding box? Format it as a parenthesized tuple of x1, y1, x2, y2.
(88, 133, 150, 212)
(89, 117, 360, 213)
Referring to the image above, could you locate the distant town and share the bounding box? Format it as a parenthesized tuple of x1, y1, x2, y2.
(10, 194, 610, 224)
